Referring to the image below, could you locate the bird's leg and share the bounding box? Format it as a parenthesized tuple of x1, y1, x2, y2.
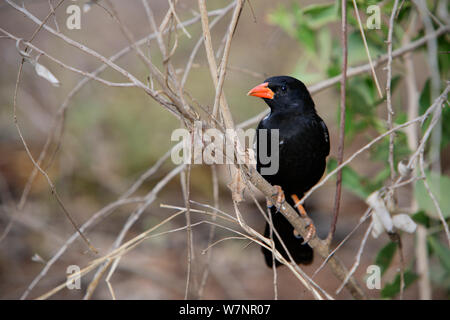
(266, 185, 285, 212)
(291, 194, 316, 244)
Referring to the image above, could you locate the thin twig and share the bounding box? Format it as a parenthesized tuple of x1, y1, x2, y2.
(11, 7, 228, 225)
(268, 206, 278, 300)
(181, 162, 197, 299)
(335, 221, 374, 294)
(47, 0, 60, 32)
(198, 165, 220, 299)
(386, 0, 400, 188)
(351, 0, 383, 97)
(313, 209, 372, 278)
(327, 0, 348, 244)
(83, 164, 185, 299)
(211, 0, 244, 122)
(12, 53, 97, 255)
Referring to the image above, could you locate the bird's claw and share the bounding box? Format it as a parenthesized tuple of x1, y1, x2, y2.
(292, 219, 316, 244)
(270, 185, 285, 212)
(301, 219, 316, 244)
(291, 194, 316, 244)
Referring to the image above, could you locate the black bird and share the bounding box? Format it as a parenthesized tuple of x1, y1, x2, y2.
(247, 76, 330, 267)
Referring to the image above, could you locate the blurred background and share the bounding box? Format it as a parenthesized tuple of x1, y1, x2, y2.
(0, 0, 448, 299)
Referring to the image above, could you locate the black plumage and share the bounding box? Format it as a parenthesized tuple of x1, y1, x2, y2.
(249, 76, 330, 267)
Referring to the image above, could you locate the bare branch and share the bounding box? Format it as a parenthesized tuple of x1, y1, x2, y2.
(386, 0, 400, 187)
(327, 0, 348, 244)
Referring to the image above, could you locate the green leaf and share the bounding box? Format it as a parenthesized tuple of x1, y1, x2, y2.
(348, 78, 374, 113)
(411, 210, 430, 227)
(419, 79, 431, 116)
(302, 3, 338, 28)
(375, 241, 397, 276)
(327, 62, 340, 78)
(268, 5, 295, 36)
(428, 236, 450, 272)
(415, 170, 450, 220)
(395, 0, 413, 22)
(394, 111, 407, 126)
(438, 34, 450, 79)
(291, 59, 323, 85)
(418, 79, 450, 149)
(317, 28, 332, 67)
(381, 270, 419, 299)
(369, 131, 410, 166)
(327, 158, 371, 199)
(295, 25, 316, 54)
(343, 76, 377, 140)
(372, 167, 391, 187)
(442, 107, 450, 149)
(347, 31, 383, 65)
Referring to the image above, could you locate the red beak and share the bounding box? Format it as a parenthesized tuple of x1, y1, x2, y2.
(247, 82, 274, 99)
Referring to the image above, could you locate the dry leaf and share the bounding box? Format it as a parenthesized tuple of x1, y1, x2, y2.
(366, 191, 394, 237)
(371, 212, 385, 238)
(34, 62, 60, 87)
(31, 253, 46, 264)
(392, 214, 417, 233)
(397, 160, 412, 177)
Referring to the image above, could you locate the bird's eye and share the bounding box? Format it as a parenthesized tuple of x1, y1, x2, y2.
(281, 86, 287, 92)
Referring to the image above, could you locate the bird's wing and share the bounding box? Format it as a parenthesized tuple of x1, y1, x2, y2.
(319, 117, 330, 157)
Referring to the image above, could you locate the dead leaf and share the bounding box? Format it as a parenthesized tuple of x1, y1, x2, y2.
(366, 191, 394, 237)
(392, 214, 417, 233)
(34, 62, 60, 87)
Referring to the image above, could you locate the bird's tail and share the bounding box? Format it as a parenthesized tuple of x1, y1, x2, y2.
(261, 203, 313, 268)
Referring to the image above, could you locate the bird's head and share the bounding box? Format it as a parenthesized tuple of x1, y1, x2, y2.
(247, 76, 315, 113)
